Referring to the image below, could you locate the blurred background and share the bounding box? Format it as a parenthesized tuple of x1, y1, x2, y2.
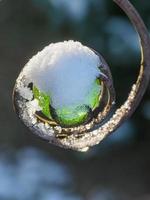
(0, 0, 150, 199)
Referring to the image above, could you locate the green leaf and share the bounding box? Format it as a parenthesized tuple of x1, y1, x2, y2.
(33, 86, 52, 119)
(55, 105, 89, 127)
(86, 79, 102, 110)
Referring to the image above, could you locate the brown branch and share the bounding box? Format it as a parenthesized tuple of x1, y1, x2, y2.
(14, 0, 150, 151)
(56, 0, 150, 151)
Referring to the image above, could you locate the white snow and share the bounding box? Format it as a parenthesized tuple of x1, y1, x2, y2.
(17, 81, 33, 101)
(25, 99, 41, 125)
(22, 40, 101, 109)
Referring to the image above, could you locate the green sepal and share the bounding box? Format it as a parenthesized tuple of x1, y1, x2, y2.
(86, 79, 101, 110)
(33, 86, 52, 119)
(55, 105, 90, 127)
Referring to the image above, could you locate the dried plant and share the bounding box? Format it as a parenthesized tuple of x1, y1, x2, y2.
(13, 0, 150, 151)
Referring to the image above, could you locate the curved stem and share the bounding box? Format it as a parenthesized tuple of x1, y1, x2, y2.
(14, 0, 150, 151)
(113, 0, 150, 115)
(59, 0, 150, 151)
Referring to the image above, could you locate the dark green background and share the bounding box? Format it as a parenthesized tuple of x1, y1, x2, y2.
(0, 0, 150, 199)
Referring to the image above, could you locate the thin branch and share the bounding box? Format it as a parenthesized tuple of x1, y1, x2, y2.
(14, 0, 150, 151)
(57, 0, 150, 151)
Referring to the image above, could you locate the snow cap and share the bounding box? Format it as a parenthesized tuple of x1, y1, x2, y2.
(23, 40, 101, 108)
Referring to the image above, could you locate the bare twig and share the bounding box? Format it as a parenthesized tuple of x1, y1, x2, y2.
(57, 0, 150, 151)
(14, 0, 150, 151)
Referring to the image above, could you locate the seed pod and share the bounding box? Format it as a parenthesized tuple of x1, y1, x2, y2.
(13, 0, 150, 151)
(13, 41, 115, 150)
